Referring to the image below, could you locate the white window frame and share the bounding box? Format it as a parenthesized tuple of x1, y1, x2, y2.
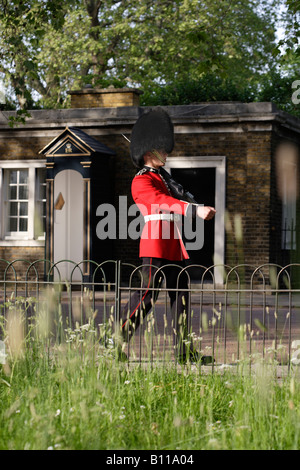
(35, 166, 47, 241)
(0, 160, 46, 247)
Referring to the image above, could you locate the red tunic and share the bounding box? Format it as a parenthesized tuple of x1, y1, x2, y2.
(131, 170, 190, 260)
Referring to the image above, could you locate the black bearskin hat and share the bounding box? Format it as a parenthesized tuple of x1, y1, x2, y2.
(130, 108, 174, 168)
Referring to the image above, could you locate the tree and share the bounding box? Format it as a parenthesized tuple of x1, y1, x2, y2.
(0, 0, 68, 109)
(278, 0, 300, 56)
(263, 0, 300, 117)
(0, 0, 282, 110)
(140, 73, 258, 106)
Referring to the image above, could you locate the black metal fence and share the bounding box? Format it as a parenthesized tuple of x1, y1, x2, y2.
(1, 258, 300, 371)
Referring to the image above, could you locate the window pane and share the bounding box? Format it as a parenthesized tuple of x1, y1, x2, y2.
(19, 170, 28, 184)
(9, 186, 17, 200)
(9, 202, 18, 216)
(19, 202, 28, 216)
(19, 185, 28, 200)
(9, 171, 17, 184)
(9, 218, 17, 232)
(38, 168, 46, 199)
(19, 218, 28, 232)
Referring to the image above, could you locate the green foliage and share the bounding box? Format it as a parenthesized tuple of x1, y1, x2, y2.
(141, 72, 300, 119)
(0, 0, 72, 121)
(276, 0, 300, 60)
(257, 72, 300, 118)
(7, 110, 32, 127)
(1, 332, 300, 450)
(1, 293, 300, 450)
(0, 0, 282, 109)
(141, 74, 257, 106)
(0, 0, 299, 121)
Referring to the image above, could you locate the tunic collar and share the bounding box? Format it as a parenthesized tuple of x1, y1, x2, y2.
(143, 165, 160, 174)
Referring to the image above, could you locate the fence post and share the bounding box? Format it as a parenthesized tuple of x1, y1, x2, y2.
(115, 260, 122, 335)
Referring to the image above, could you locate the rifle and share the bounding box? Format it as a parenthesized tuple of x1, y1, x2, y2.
(159, 167, 198, 204)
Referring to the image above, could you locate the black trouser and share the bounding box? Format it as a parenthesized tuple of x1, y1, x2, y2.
(119, 257, 191, 356)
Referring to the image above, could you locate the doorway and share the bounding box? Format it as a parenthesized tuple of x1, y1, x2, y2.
(165, 156, 226, 284)
(171, 167, 215, 268)
(53, 169, 84, 281)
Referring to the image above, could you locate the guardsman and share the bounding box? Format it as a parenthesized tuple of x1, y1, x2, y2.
(120, 108, 215, 363)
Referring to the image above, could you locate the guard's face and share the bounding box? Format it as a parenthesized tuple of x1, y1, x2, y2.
(144, 149, 168, 168)
(156, 149, 168, 164)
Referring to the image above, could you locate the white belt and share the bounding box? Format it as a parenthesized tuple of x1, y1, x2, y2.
(144, 213, 181, 223)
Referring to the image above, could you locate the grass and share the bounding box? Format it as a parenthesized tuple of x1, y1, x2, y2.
(0, 294, 300, 450)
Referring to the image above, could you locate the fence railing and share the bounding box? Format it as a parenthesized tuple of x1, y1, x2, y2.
(1, 258, 300, 372)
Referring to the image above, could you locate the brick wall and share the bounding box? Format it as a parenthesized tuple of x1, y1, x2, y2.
(30, 129, 300, 271)
(69, 88, 142, 109)
(111, 126, 299, 272)
(0, 137, 48, 159)
(0, 103, 300, 280)
(0, 247, 45, 282)
(105, 135, 139, 266)
(111, 129, 274, 268)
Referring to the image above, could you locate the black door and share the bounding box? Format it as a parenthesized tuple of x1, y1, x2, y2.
(171, 167, 215, 278)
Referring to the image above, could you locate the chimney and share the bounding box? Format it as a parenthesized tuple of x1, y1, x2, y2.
(68, 85, 143, 108)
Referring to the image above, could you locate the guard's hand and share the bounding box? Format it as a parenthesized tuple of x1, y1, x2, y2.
(196, 206, 216, 220)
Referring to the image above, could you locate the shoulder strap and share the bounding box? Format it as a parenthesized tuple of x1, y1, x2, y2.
(136, 167, 148, 176)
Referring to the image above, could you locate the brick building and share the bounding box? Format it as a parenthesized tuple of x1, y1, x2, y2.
(0, 87, 299, 283)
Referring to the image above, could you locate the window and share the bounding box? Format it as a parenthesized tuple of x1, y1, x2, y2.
(282, 199, 296, 251)
(6, 169, 29, 233)
(281, 161, 297, 251)
(0, 161, 46, 245)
